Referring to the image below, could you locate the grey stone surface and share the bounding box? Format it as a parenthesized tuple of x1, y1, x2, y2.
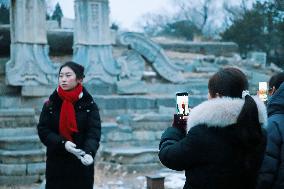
(97, 162, 163, 173)
(0, 108, 35, 116)
(21, 85, 55, 97)
(116, 50, 145, 81)
(0, 149, 45, 164)
(0, 135, 42, 150)
(0, 175, 41, 185)
(6, 0, 57, 86)
(0, 96, 21, 109)
(100, 147, 159, 164)
(0, 109, 37, 128)
(118, 32, 188, 83)
(248, 51, 267, 67)
(155, 40, 238, 56)
(0, 127, 36, 137)
(132, 131, 157, 141)
(73, 0, 120, 84)
(104, 130, 133, 142)
(0, 163, 26, 176)
(116, 80, 148, 94)
(27, 162, 45, 175)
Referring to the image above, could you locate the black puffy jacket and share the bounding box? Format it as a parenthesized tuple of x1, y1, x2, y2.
(159, 97, 267, 189)
(37, 87, 101, 189)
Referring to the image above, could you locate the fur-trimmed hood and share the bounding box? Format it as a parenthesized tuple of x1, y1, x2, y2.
(187, 96, 267, 131)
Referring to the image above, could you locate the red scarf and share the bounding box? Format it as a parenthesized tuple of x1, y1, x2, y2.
(58, 84, 83, 141)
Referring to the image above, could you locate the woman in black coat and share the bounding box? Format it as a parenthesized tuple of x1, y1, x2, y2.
(257, 72, 284, 189)
(159, 67, 267, 189)
(37, 61, 101, 189)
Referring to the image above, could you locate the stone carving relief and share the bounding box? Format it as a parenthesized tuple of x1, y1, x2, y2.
(6, 0, 57, 86)
(119, 32, 188, 83)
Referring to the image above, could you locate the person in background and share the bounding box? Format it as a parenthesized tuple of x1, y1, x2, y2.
(257, 72, 284, 189)
(37, 61, 101, 189)
(159, 67, 267, 189)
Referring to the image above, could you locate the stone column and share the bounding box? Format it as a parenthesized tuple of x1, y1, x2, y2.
(73, 0, 120, 84)
(6, 0, 57, 86)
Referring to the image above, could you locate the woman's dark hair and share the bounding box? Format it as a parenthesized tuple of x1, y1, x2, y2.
(59, 61, 85, 80)
(210, 68, 264, 177)
(208, 67, 248, 98)
(269, 72, 284, 91)
(208, 67, 262, 145)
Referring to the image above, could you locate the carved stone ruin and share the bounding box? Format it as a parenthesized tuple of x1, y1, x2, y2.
(73, 0, 120, 84)
(5, 0, 57, 86)
(118, 32, 188, 83)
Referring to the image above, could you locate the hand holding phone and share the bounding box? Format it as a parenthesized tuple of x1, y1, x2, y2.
(176, 92, 190, 116)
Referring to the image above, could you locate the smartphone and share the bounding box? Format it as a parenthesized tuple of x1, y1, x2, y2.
(176, 92, 189, 116)
(258, 82, 268, 102)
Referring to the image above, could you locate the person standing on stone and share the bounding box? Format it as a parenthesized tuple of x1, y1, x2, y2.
(257, 72, 284, 189)
(159, 67, 267, 189)
(37, 61, 101, 189)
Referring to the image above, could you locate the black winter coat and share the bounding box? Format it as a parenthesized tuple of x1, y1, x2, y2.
(258, 83, 284, 189)
(159, 97, 267, 189)
(37, 87, 101, 189)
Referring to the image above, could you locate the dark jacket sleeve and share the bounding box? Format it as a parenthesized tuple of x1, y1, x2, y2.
(37, 103, 65, 149)
(257, 118, 282, 189)
(159, 126, 203, 171)
(83, 102, 101, 157)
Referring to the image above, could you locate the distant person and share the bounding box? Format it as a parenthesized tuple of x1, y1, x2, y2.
(257, 72, 284, 189)
(37, 61, 101, 189)
(159, 67, 267, 189)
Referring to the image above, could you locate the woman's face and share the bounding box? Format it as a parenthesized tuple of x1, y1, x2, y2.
(59, 66, 81, 91)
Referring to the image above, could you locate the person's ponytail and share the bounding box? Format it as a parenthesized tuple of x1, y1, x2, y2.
(236, 95, 264, 178)
(236, 95, 263, 148)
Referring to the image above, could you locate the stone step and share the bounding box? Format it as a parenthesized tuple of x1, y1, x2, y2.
(0, 149, 45, 164)
(98, 146, 162, 173)
(97, 161, 163, 174)
(100, 147, 159, 165)
(0, 108, 36, 128)
(0, 162, 45, 176)
(101, 122, 163, 145)
(0, 135, 43, 150)
(0, 175, 43, 185)
(0, 83, 20, 95)
(0, 127, 36, 137)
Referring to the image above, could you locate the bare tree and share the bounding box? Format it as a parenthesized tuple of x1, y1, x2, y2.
(135, 12, 172, 36)
(222, 0, 252, 28)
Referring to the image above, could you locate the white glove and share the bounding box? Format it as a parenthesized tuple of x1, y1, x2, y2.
(80, 154, 94, 166)
(64, 141, 86, 159)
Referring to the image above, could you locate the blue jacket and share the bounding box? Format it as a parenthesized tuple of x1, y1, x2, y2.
(258, 82, 284, 189)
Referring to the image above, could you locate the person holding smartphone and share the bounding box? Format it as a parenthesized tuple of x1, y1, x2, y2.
(159, 67, 267, 189)
(257, 72, 284, 189)
(37, 61, 101, 189)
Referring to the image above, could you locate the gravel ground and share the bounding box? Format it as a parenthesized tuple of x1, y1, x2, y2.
(0, 167, 185, 189)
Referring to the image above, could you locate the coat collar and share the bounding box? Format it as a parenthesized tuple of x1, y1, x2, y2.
(187, 96, 267, 131)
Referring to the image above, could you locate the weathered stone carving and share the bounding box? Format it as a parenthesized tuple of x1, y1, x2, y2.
(73, 0, 120, 84)
(118, 32, 188, 83)
(6, 0, 57, 86)
(116, 50, 145, 81)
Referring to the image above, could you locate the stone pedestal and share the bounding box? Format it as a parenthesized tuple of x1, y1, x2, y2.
(73, 0, 120, 84)
(6, 0, 57, 86)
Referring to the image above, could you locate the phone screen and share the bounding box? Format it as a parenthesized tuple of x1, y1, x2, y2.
(258, 82, 268, 102)
(176, 92, 189, 116)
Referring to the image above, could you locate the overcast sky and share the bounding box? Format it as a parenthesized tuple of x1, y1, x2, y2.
(49, 0, 253, 31)
(50, 0, 174, 30)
